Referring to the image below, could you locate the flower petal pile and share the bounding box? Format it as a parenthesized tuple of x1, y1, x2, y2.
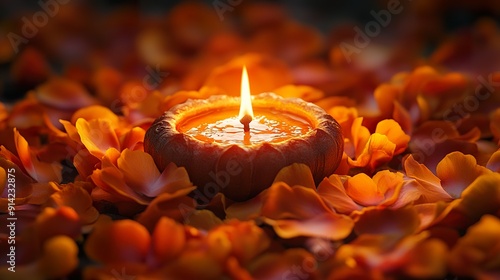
(1, 1, 500, 279)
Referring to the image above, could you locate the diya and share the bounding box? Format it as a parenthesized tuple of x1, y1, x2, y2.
(145, 67, 343, 201)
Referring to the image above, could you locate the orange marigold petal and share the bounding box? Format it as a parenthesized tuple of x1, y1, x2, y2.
(349, 133, 396, 172)
(317, 175, 361, 214)
(38, 236, 79, 279)
(273, 163, 315, 189)
(76, 118, 120, 159)
(264, 212, 353, 240)
(71, 105, 119, 126)
(486, 149, 500, 172)
(151, 162, 194, 198)
(84, 219, 151, 264)
(14, 128, 62, 183)
(345, 173, 385, 206)
(117, 149, 161, 196)
(403, 154, 452, 203)
(375, 119, 410, 155)
(261, 182, 333, 220)
(354, 206, 420, 238)
(152, 217, 186, 263)
(490, 108, 500, 142)
(436, 152, 491, 198)
(449, 215, 500, 277)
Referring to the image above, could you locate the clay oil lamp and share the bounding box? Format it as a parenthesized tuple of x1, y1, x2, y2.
(145, 66, 343, 202)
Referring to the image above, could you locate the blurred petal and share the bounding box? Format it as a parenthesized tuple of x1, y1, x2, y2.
(44, 182, 99, 226)
(486, 149, 500, 172)
(449, 215, 500, 277)
(273, 85, 323, 102)
(185, 210, 223, 231)
(335, 231, 430, 272)
(354, 206, 420, 238)
(85, 219, 151, 264)
(137, 192, 196, 231)
(203, 53, 293, 96)
(403, 239, 448, 279)
(71, 105, 120, 126)
(35, 207, 81, 243)
(456, 173, 500, 222)
(35, 77, 96, 110)
(264, 212, 353, 240)
(490, 108, 500, 142)
(38, 236, 79, 279)
(151, 217, 186, 263)
(213, 220, 270, 264)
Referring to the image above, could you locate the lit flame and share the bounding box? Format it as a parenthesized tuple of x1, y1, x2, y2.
(239, 66, 253, 131)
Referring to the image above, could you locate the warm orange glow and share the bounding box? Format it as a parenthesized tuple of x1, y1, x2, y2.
(239, 66, 254, 132)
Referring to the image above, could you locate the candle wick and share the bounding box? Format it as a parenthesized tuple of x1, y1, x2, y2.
(240, 115, 252, 133)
